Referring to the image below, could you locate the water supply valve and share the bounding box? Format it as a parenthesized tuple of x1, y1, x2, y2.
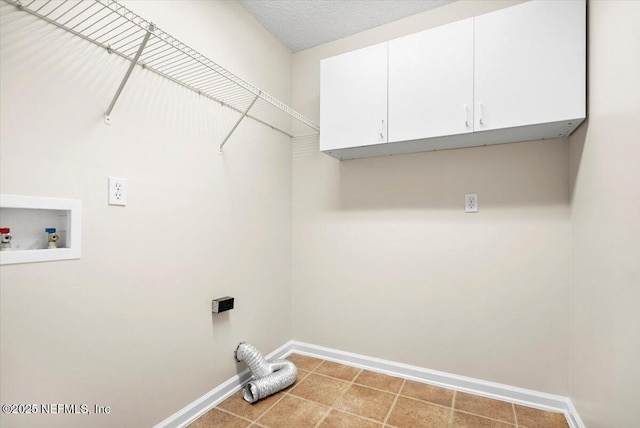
(0, 228, 12, 251)
(45, 228, 59, 249)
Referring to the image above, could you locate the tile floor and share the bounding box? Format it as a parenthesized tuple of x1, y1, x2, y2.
(189, 354, 570, 428)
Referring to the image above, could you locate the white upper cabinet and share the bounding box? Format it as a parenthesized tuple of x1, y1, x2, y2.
(319, 0, 586, 160)
(389, 18, 474, 142)
(320, 42, 388, 151)
(474, 0, 586, 131)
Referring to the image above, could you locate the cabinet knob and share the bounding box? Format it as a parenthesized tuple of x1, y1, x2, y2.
(379, 119, 385, 139)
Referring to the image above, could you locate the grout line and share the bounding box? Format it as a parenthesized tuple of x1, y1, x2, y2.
(214, 406, 258, 425)
(307, 360, 324, 372)
(285, 393, 331, 410)
(311, 370, 366, 385)
(382, 378, 405, 426)
(310, 370, 406, 398)
(334, 405, 392, 425)
(337, 366, 363, 399)
(315, 366, 364, 427)
(309, 360, 353, 428)
(289, 353, 324, 372)
(454, 408, 518, 426)
(252, 388, 287, 421)
(284, 378, 384, 426)
(312, 403, 332, 428)
(313, 360, 361, 383)
(250, 368, 315, 426)
(292, 390, 385, 426)
(290, 368, 312, 389)
(449, 390, 457, 428)
(395, 391, 459, 413)
(513, 402, 519, 428)
(297, 361, 366, 427)
(219, 385, 289, 426)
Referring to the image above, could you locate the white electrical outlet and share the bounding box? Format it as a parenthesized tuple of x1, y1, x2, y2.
(465, 193, 478, 213)
(108, 177, 127, 206)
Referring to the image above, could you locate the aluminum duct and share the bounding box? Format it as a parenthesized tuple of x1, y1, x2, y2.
(235, 342, 297, 403)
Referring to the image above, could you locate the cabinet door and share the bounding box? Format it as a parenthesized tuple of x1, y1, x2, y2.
(388, 18, 474, 142)
(320, 43, 388, 151)
(474, 0, 586, 131)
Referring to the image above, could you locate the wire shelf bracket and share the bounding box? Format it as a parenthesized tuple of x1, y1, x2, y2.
(4, 0, 320, 150)
(104, 22, 154, 125)
(219, 93, 259, 154)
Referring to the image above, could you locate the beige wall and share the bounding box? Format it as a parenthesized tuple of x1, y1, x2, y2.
(569, 1, 640, 427)
(0, 1, 292, 427)
(291, 0, 570, 395)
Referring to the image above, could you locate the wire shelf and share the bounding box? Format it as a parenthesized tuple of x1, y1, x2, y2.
(4, 0, 319, 146)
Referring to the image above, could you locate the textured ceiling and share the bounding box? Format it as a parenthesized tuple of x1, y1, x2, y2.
(239, 0, 455, 52)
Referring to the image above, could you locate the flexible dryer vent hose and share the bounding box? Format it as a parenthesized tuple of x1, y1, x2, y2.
(235, 342, 297, 403)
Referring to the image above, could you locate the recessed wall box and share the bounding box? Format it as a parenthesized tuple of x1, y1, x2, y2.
(212, 296, 234, 313)
(0, 194, 82, 265)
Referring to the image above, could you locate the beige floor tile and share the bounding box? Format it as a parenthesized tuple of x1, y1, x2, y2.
(454, 392, 515, 423)
(400, 380, 454, 407)
(287, 353, 324, 371)
(386, 396, 450, 428)
(290, 373, 349, 406)
(281, 369, 310, 393)
(257, 395, 328, 428)
(514, 404, 570, 428)
(318, 409, 383, 428)
(451, 411, 515, 427)
(188, 408, 250, 428)
(333, 384, 396, 422)
(354, 370, 404, 393)
(217, 389, 284, 421)
(314, 361, 361, 381)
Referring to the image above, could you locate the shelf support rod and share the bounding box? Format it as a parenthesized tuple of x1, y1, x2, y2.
(104, 23, 155, 125)
(218, 93, 260, 154)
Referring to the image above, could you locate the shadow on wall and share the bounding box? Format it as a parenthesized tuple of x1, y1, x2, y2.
(568, 120, 589, 205)
(568, 0, 590, 205)
(210, 312, 247, 375)
(337, 138, 570, 211)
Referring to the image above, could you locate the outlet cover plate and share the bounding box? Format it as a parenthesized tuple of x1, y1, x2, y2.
(465, 193, 478, 213)
(108, 177, 127, 206)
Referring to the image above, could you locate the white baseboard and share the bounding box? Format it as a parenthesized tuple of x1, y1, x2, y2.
(566, 398, 586, 428)
(155, 340, 584, 428)
(153, 341, 293, 428)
